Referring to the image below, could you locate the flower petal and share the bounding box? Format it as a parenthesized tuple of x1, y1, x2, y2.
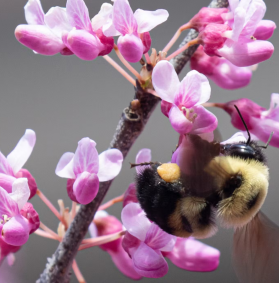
(134, 9, 169, 33)
(161, 100, 172, 118)
(169, 105, 193, 134)
(123, 183, 138, 207)
(112, 0, 138, 35)
(73, 138, 99, 175)
(92, 3, 114, 33)
(9, 178, 30, 211)
(145, 223, 176, 251)
(218, 39, 274, 67)
(7, 129, 36, 175)
(24, 0, 45, 25)
(152, 61, 180, 103)
(66, 0, 92, 31)
(121, 203, 151, 241)
(165, 237, 220, 272)
(73, 172, 99, 204)
(0, 187, 19, 218)
(2, 215, 29, 246)
(133, 242, 168, 278)
(117, 34, 143, 63)
(0, 153, 14, 176)
(135, 148, 151, 174)
(190, 105, 218, 135)
(55, 152, 75, 179)
(229, 6, 246, 41)
(97, 149, 123, 182)
(15, 25, 65, 55)
(15, 169, 38, 200)
(67, 29, 101, 60)
(44, 7, 72, 37)
(221, 132, 247, 145)
(0, 174, 16, 194)
(254, 20, 276, 40)
(109, 242, 142, 280)
(175, 70, 211, 108)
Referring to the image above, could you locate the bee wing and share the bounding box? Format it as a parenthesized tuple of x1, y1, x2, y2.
(233, 211, 279, 283)
(178, 134, 232, 197)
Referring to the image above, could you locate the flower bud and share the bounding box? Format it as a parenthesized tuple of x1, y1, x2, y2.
(20, 202, 40, 234)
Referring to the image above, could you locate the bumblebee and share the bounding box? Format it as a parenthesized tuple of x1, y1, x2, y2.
(135, 106, 271, 239)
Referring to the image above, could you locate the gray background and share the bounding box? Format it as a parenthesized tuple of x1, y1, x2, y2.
(0, 0, 279, 282)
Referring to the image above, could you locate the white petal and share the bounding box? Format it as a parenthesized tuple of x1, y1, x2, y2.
(7, 129, 36, 175)
(10, 178, 30, 211)
(134, 9, 169, 33)
(55, 152, 75, 179)
(24, 0, 45, 25)
(97, 149, 123, 182)
(152, 60, 180, 103)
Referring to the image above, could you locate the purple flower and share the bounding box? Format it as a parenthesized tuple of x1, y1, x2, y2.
(95, 0, 168, 62)
(15, 0, 71, 56)
(122, 202, 176, 278)
(89, 211, 142, 280)
(55, 137, 123, 204)
(163, 237, 220, 272)
(191, 46, 252, 90)
(152, 60, 217, 135)
(221, 94, 279, 147)
(0, 178, 32, 246)
(0, 129, 37, 198)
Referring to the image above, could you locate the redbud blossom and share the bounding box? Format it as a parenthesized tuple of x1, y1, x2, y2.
(95, 0, 168, 62)
(62, 0, 114, 60)
(191, 46, 252, 90)
(55, 138, 123, 204)
(122, 202, 176, 278)
(15, 0, 70, 56)
(253, 20, 276, 40)
(0, 179, 33, 246)
(0, 129, 37, 198)
(89, 211, 142, 280)
(152, 61, 217, 135)
(221, 94, 279, 147)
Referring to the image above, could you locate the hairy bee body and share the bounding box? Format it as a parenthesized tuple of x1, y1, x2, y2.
(136, 135, 269, 239)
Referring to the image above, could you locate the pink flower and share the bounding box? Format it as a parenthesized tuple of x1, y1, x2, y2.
(152, 60, 217, 135)
(62, 0, 114, 60)
(0, 178, 34, 246)
(221, 94, 279, 147)
(89, 211, 142, 280)
(55, 138, 123, 204)
(122, 202, 176, 278)
(163, 237, 220, 272)
(191, 46, 252, 90)
(15, 0, 71, 56)
(195, 0, 275, 67)
(217, 0, 274, 66)
(96, 0, 168, 62)
(0, 129, 37, 198)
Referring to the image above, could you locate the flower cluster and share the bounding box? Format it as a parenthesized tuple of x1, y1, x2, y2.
(15, 0, 168, 62)
(55, 137, 123, 204)
(0, 130, 39, 264)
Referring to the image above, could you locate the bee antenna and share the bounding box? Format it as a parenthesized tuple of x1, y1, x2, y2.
(130, 162, 156, 168)
(259, 132, 274, 149)
(234, 105, 251, 145)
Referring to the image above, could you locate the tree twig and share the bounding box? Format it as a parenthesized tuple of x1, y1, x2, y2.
(37, 1, 229, 282)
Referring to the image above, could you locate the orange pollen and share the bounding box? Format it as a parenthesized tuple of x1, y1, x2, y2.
(157, 163, 181, 183)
